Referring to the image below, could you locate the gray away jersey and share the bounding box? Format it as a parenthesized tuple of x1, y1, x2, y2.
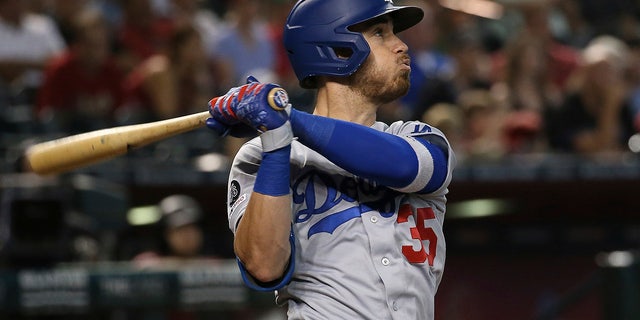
(226, 120, 456, 320)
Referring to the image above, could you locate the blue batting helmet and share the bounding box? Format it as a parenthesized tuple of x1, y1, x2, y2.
(283, 0, 424, 88)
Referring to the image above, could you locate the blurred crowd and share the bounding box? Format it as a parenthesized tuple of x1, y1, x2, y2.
(0, 1, 639, 317)
(1, 0, 640, 164)
(1, 0, 640, 262)
(392, 0, 640, 163)
(0, 0, 303, 162)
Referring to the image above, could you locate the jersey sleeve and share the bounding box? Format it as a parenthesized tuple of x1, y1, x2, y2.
(226, 139, 262, 233)
(386, 120, 457, 195)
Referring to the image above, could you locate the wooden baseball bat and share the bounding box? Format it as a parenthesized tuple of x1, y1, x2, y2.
(25, 111, 211, 175)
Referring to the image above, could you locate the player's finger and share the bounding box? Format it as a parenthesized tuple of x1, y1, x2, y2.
(205, 117, 231, 136)
(216, 94, 238, 121)
(209, 97, 230, 121)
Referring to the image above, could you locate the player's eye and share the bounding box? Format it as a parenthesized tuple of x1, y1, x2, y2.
(371, 26, 385, 37)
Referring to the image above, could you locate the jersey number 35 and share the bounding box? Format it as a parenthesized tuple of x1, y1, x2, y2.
(397, 204, 437, 266)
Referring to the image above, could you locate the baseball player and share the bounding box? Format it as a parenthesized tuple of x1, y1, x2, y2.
(206, 0, 455, 319)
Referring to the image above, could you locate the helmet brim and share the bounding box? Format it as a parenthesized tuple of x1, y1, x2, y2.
(389, 6, 424, 33)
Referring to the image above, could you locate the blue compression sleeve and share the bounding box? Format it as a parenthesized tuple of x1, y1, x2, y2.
(290, 109, 445, 189)
(253, 145, 291, 196)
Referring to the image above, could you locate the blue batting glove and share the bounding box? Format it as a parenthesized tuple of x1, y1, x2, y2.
(207, 76, 293, 151)
(232, 76, 290, 132)
(234, 76, 293, 151)
(205, 118, 257, 138)
(208, 84, 243, 128)
(207, 76, 290, 131)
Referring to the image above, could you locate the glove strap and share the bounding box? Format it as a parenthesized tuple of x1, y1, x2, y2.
(260, 121, 293, 152)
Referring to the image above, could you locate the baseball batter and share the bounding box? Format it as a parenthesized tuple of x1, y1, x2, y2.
(206, 0, 455, 319)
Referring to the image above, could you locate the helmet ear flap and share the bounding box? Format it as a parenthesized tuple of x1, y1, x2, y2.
(300, 45, 356, 88)
(285, 30, 372, 89)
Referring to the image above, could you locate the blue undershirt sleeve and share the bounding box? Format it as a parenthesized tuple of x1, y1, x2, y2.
(290, 109, 447, 191)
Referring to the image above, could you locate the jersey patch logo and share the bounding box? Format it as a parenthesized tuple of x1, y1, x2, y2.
(229, 180, 241, 206)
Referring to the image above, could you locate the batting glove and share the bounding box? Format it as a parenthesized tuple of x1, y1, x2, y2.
(205, 118, 257, 138)
(206, 78, 272, 138)
(207, 76, 293, 151)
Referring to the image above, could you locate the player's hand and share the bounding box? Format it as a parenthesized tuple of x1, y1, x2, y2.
(207, 76, 293, 151)
(207, 82, 244, 136)
(233, 76, 290, 132)
(207, 76, 290, 132)
(205, 118, 257, 138)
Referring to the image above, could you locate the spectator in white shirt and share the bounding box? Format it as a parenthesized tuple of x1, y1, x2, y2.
(0, 0, 65, 100)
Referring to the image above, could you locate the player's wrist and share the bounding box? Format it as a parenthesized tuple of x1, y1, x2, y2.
(254, 144, 291, 196)
(260, 121, 293, 152)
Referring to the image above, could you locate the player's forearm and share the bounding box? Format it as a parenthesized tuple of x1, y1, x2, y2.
(235, 145, 293, 282)
(234, 192, 292, 283)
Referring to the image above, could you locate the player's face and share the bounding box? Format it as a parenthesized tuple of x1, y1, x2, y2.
(348, 17, 411, 104)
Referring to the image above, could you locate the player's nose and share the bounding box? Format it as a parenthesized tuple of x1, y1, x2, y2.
(391, 34, 409, 54)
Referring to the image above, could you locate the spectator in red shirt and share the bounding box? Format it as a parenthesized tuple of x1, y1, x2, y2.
(492, 2, 580, 92)
(119, 24, 215, 124)
(115, 0, 174, 73)
(36, 8, 124, 133)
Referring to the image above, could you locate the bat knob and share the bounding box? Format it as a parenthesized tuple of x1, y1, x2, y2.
(267, 87, 289, 111)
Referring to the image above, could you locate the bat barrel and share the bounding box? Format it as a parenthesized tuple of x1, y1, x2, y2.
(25, 111, 211, 175)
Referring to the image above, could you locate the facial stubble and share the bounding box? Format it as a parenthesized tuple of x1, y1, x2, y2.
(348, 57, 411, 105)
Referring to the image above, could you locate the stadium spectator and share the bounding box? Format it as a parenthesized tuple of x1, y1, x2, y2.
(167, 0, 227, 97)
(491, 34, 561, 154)
(36, 8, 124, 134)
(497, 34, 563, 114)
(46, 0, 90, 45)
(548, 35, 636, 155)
(209, 0, 276, 87)
(439, 5, 495, 94)
(168, 0, 223, 61)
(114, 0, 174, 73)
(0, 0, 65, 107)
(457, 89, 509, 162)
(119, 24, 215, 123)
(553, 0, 595, 48)
(132, 194, 207, 267)
(493, 2, 580, 93)
(397, 0, 456, 122)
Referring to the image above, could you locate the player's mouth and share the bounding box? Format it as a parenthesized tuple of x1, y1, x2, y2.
(399, 56, 411, 71)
